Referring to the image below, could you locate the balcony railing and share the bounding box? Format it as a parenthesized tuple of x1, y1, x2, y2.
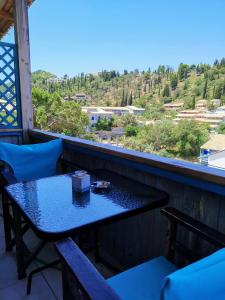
(28, 128, 225, 267)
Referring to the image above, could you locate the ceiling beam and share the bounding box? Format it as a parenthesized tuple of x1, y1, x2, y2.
(0, 9, 14, 21)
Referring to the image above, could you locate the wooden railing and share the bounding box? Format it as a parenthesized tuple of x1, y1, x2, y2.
(29, 128, 225, 269)
(29, 129, 225, 195)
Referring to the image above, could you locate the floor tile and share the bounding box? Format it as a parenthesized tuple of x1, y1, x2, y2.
(0, 252, 18, 289)
(0, 274, 57, 300)
(41, 268, 62, 300)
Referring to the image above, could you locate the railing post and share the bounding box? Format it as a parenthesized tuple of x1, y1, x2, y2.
(13, 0, 33, 143)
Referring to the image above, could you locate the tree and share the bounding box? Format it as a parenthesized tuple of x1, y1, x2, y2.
(125, 125, 139, 137)
(144, 104, 165, 120)
(95, 117, 112, 131)
(32, 88, 89, 136)
(170, 74, 178, 90)
(202, 80, 208, 99)
(178, 63, 189, 81)
(191, 96, 196, 109)
(128, 92, 133, 105)
(217, 123, 225, 134)
(121, 88, 126, 106)
(162, 84, 170, 97)
(139, 120, 175, 151)
(220, 58, 225, 67)
(173, 120, 209, 157)
(214, 59, 219, 66)
(114, 113, 138, 127)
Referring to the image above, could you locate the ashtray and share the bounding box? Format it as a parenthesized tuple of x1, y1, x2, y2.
(91, 181, 111, 191)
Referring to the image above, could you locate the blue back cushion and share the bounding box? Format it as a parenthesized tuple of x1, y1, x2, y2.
(0, 139, 63, 181)
(161, 248, 225, 300)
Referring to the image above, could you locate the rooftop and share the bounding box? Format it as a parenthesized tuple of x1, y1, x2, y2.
(201, 134, 225, 151)
(164, 102, 184, 107)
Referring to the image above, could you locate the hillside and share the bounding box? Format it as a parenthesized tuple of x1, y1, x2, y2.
(32, 59, 225, 110)
(31, 59, 225, 161)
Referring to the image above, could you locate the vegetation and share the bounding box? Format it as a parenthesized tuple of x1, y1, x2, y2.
(122, 120, 209, 159)
(95, 117, 114, 131)
(32, 58, 225, 161)
(217, 123, 225, 134)
(32, 87, 88, 136)
(32, 58, 225, 109)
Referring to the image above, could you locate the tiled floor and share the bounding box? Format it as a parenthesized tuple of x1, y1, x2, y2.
(0, 213, 114, 300)
(0, 216, 62, 300)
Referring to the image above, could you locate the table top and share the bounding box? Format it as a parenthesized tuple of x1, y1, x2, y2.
(6, 170, 168, 240)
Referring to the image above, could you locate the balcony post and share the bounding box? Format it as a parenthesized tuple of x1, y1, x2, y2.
(13, 0, 33, 143)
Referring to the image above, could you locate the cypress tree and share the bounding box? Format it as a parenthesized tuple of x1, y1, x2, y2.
(128, 92, 133, 105)
(202, 80, 208, 99)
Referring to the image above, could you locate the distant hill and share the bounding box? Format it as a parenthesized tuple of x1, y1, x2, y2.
(32, 59, 225, 108)
(32, 70, 57, 86)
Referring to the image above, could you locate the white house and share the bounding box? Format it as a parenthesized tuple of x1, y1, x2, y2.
(200, 134, 225, 166)
(82, 107, 113, 127)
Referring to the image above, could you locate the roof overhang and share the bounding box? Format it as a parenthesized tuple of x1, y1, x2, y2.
(0, 0, 34, 39)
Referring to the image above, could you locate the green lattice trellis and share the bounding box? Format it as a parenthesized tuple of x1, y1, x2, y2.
(0, 41, 21, 129)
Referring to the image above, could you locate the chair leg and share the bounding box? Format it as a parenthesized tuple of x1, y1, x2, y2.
(2, 191, 13, 251)
(12, 205, 27, 279)
(95, 229, 100, 263)
(27, 260, 61, 295)
(6, 223, 30, 252)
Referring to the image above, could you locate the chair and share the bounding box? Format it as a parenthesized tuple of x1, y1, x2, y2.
(0, 139, 63, 182)
(56, 207, 225, 300)
(0, 139, 64, 291)
(0, 139, 63, 251)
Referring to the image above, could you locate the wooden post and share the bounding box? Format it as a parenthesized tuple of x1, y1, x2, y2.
(13, 0, 33, 143)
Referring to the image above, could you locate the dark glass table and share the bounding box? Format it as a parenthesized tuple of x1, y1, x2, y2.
(6, 170, 169, 278)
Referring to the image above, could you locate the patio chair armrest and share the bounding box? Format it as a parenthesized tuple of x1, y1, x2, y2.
(161, 207, 225, 248)
(56, 238, 120, 300)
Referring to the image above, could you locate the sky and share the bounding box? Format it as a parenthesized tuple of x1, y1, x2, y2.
(3, 0, 225, 77)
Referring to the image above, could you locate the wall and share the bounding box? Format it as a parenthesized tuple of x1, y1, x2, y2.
(208, 150, 225, 170)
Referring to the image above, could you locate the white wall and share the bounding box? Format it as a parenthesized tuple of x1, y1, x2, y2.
(208, 150, 225, 169)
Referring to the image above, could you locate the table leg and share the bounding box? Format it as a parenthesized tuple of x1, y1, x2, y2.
(12, 204, 26, 279)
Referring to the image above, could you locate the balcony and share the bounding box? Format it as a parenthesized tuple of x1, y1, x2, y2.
(1, 1, 225, 299)
(1, 129, 225, 298)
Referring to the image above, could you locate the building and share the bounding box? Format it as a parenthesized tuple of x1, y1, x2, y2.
(196, 99, 207, 110)
(195, 99, 221, 110)
(207, 150, 225, 170)
(200, 134, 225, 166)
(200, 134, 225, 155)
(82, 107, 113, 127)
(175, 110, 225, 129)
(82, 105, 145, 127)
(211, 99, 221, 108)
(64, 94, 89, 103)
(164, 102, 184, 111)
(46, 77, 64, 84)
(216, 105, 225, 113)
(126, 106, 145, 115)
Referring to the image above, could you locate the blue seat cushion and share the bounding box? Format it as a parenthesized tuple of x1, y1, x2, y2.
(107, 256, 177, 300)
(161, 248, 225, 300)
(0, 139, 63, 181)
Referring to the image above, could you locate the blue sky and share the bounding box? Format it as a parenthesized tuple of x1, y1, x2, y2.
(3, 0, 225, 77)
